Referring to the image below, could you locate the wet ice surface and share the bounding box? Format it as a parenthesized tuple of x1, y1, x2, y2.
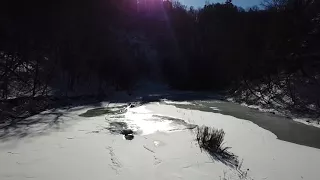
(1, 101, 320, 180)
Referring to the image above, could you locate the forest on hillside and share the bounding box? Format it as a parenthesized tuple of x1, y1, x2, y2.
(0, 0, 320, 120)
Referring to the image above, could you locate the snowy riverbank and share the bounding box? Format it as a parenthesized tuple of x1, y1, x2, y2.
(227, 97, 320, 129)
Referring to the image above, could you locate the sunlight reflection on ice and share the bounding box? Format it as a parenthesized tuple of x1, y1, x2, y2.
(123, 106, 189, 135)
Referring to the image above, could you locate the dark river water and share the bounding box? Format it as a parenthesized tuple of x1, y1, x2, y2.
(171, 99, 320, 149)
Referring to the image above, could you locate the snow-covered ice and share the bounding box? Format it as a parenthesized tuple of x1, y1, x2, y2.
(1, 102, 320, 180)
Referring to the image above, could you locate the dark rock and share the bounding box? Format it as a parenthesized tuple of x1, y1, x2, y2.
(121, 129, 134, 135)
(124, 134, 134, 140)
(128, 103, 138, 108)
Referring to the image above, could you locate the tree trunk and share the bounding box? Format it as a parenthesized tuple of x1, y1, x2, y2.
(2, 57, 9, 99)
(32, 58, 39, 97)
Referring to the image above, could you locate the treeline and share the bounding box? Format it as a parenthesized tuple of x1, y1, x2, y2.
(161, 0, 319, 89)
(0, 0, 145, 99)
(0, 0, 319, 102)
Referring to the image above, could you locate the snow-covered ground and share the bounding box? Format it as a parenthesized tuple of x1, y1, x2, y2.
(293, 118, 320, 128)
(161, 99, 193, 105)
(227, 97, 279, 114)
(1, 102, 320, 180)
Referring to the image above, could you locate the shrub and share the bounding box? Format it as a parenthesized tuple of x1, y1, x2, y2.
(196, 126, 236, 161)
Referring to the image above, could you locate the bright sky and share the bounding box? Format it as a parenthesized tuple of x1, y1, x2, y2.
(178, 0, 262, 8)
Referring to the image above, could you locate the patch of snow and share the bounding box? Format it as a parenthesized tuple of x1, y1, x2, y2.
(276, 89, 283, 94)
(227, 97, 235, 102)
(161, 99, 193, 105)
(210, 107, 221, 111)
(239, 102, 279, 114)
(282, 95, 292, 104)
(293, 118, 320, 128)
(307, 104, 317, 111)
